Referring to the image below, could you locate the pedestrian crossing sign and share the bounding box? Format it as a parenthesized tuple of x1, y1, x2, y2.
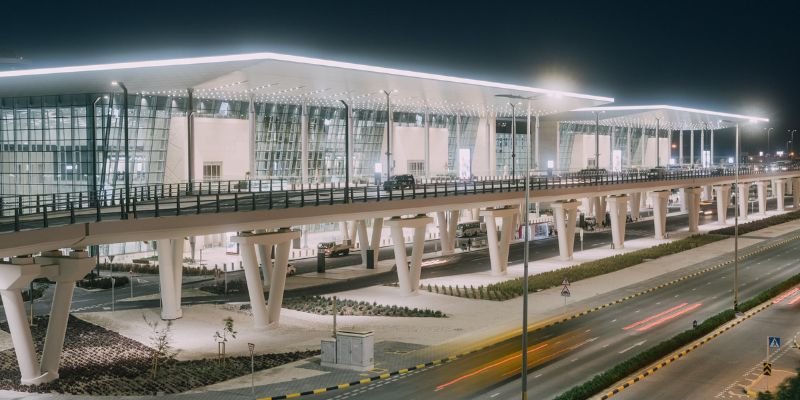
(769, 336, 781, 348)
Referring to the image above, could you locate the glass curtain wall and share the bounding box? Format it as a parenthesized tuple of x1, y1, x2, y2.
(495, 118, 530, 175)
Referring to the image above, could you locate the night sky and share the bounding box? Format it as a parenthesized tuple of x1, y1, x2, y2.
(3, 1, 799, 154)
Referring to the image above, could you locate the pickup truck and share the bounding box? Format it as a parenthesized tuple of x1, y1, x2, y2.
(317, 241, 351, 257)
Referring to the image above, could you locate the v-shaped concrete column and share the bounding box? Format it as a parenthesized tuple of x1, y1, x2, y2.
(580, 197, 593, 217)
(480, 207, 519, 275)
(714, 184, 731, 225)
(35, 249, 95, 382)
(356, 218, 384, 268)
(156, 238, 185, 320)
(254, 228, 272, 287)
(629, 192, 642, 220)
(385, 215, 433, 295)
(775, 179, 786, 211)
(0, 257, 42, 384)
(684, 187, 702, 232)
(552, 200, 579, 260)
(649, 190, 670, 239)
(793, 178, 800, 209)
(607, 195, 628, 249)
(738, 182, 750, 220)
(756, 181, 768, 215)
(231, 228, 301, 328)
(436, 210, 461, 255)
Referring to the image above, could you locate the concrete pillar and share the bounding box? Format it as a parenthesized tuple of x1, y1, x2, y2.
(386, 215, 433, 295)
(0, 258, 42, 384)
(679, 189, 687, 212)
(301, 104, 309, 183)
(552, 200, 579, 260)
(480, 207, 518, 275)
(703, 185, 713, 202)
(607, 195, 629, 249)
(35, 249, 95, 382)
(231, 229, 301, 328)
(649, 190, 670, 239)
(756, 181, 768, 215)
(630, 192, 642, 220)
(738, 182, 750, 220)
(436, 210, 460, 255)
(685, 187, 702, 232)
(580, 197, 593, 217)
(714, 184, 731, 224)
(640, 191, 648, 209)
(254, 229, 273, 287)
(156, 238, 184, 320)
(356, 218, 383, 268)
(775, 178, 786, 211)
(592, 196, 604, 222)
(793, 178, 800, 209)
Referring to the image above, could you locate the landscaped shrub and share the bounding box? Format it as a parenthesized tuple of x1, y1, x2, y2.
(554, 272, 800, 400)
(230, 296, 447, 317)
(77, 276, 130, 290)
(198, 279, 248, 295)
(426, 234, 725, 301)
(756, 370, 800, 399)
(95, 262, 213, 277)
(710, 209, 800, 236)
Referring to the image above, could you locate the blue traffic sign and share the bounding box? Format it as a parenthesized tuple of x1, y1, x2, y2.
(769, 336, 781, 348)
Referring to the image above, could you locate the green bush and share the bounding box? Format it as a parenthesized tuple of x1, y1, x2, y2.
(710, 209, 800, 236)
(96, 262, 213, 277)
(77, 276, 130, 290)
(756, 370, 800, 399)
(555, 272, 800, 400)
(426, 234, 725, 301)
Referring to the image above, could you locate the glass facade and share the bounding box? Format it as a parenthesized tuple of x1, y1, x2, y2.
(557, 123, 649, 170)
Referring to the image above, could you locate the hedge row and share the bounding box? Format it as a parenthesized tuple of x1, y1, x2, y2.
(284, 295, 446, 318)
(554, 272, 800, 400)
(710, 209, 800, 236)
(424, 234, 725, 301)
(756, 370, 800, 399)
(77, 276, 130, 290)
(95, 262, 214, 277)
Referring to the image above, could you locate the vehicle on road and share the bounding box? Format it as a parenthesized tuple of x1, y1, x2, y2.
(573, 168, 608, 181)
(456, 221, 485, 237)
(317, 241, 351, 257)
(382, 174, 416, 191)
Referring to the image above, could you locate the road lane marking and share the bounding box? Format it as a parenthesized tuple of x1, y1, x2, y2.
(618, 340, 647, 354)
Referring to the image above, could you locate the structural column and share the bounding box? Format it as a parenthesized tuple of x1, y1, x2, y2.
(738, 182, 750, 220)
(436, 210, 460, 255)
(713, 184, 731, 224)
(356, 218, 383, 268)
(793, 178, 800, 209)
(756, 181, 768, 215)
(0, 257, 42, 384)
(775, 178, 786, 211)
(607, 195, 628, 249)
(649, 190, 670, 239)
(703, 185, 712, 202)
(385, 215, 433, 295)
(678, 189, 687, 212)
(685, 187, 702, 232)
(36, 249, 95, 382)
(156, 238, 184, 320)
(301, 103, 309, 183)
(630, 192, 642, 220)
(480, 207, 518, 275)
(231, 229, 301, 328)
(552, 200, 579, 260)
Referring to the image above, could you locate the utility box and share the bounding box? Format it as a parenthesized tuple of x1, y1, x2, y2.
(321, 329, 374, 371)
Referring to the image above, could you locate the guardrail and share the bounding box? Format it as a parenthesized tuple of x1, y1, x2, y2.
(0, 166, 794, 234)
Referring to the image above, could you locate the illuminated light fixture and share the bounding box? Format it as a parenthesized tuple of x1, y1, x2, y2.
(0, 52, 612, 102)
(574, 105, 768, 123)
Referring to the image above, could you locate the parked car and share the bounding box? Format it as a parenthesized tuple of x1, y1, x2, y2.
(317, 241, 351, 257)
(382, 174, 416, 191)
(574, 168, 608, 181)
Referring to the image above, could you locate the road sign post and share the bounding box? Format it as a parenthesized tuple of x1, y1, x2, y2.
(248, 342, 255, 394)
(579, 228, 584, 252)
(561, 279, 571, 305)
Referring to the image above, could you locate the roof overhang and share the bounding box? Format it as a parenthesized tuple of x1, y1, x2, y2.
(548, 105, 769, 130)
(0, 52, 613, 117)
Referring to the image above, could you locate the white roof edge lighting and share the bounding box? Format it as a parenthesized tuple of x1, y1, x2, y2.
(573, 104, 769, 123)
(0, 52, 613, 103)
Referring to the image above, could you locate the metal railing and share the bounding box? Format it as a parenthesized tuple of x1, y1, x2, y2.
(0, 165, 794, 234)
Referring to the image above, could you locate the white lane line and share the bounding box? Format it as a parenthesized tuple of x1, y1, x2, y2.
(611, 319, 617, 323)
(490, 393, 501, 398)
(534, 374, 543, 378)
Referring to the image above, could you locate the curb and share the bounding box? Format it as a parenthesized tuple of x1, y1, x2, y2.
(262, 233, 800, 400)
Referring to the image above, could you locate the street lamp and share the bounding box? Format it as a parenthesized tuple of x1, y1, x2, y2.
(111, 81, 130, 219)
(764, 127, 774, 156)
(789, 130, 797, 156)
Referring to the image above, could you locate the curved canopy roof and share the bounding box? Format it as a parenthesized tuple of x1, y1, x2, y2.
(0, 52, 613, 117)
(549, 105, 769, 130)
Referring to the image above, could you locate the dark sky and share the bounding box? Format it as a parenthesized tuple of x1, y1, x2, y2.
(3, 0, 799, 151)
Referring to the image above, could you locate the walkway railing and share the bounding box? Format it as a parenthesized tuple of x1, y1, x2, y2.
(0, 166, 793, 234)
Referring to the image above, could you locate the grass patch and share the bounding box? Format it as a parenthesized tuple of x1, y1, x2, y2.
(554, 272, 800, 400)
(423, 234, 726, 301)
(710, 209, 800, 236)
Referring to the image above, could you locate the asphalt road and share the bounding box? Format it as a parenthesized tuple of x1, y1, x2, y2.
(615, 284, 800, 400)
(311, 227, 800, 400)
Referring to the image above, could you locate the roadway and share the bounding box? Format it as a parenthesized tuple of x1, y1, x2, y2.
(614, 284, 800, 400)
(310, 222, 800, 400)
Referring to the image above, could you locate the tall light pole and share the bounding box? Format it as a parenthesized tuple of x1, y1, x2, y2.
(734, 122, 740, 312)
(789, 130, 797, 156)
(764, 127, 774, 156)
(382, 90, 395, 182)
(520, 102, 533, 400)
(111, 81, 130, 219)
(339, 100, 350, 203)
